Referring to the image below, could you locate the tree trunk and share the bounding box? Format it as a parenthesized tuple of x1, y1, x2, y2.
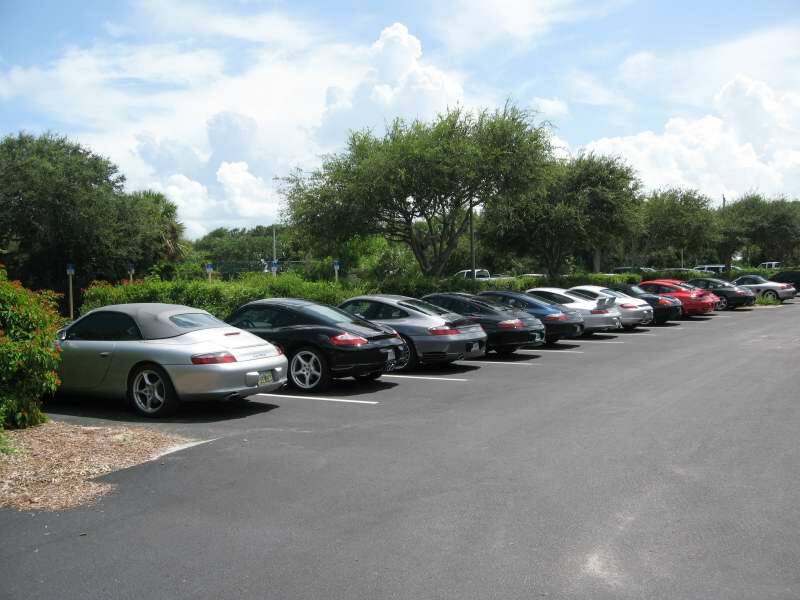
(592, 248, 602, 273)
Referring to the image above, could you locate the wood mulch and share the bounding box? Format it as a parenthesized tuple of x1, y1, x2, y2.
(0, 421, 190, 511)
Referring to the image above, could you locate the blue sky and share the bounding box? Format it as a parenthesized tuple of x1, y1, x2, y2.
(1, 0, 799, 237)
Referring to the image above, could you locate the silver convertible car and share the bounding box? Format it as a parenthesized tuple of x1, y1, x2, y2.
(57, 303, 288, 417)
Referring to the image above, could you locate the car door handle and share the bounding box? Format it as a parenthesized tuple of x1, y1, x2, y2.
(99, 352, 111, 357)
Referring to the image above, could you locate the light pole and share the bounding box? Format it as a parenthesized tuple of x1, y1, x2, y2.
(469, 205, 476, 276)
(66, 264, 75, 320)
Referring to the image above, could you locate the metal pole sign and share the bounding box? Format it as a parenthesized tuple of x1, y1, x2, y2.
(333, 259, 340, 283)
(271, 259, 278, 277)
(66, 264, 75, 320)
(205, 263, 213, 281)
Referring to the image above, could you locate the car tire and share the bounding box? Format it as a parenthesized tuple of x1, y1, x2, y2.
(399, 336, 419, 371)
(128, 363, 179, 418)
(354, 372, 382, 381)
(545, 335, 560, 345)
(763, 290, 779, 301)
(495, 347, 518, 356)
(288, 347, 331, 392)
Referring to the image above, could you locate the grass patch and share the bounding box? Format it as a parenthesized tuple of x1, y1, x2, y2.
(755, 295, 782, 306)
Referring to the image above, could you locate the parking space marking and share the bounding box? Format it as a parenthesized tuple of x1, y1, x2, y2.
(383, 374, 470, 382)
(258, 393, 379, 405)
(462, 360, 537, 366)
(573, 340, 625, 344)
(527, 349, 585, 354)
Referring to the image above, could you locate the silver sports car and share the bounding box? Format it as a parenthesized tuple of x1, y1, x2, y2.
(731, 275, 796, 301)
(339, 294, 487, 369)
(57, 303, 288, 417)
(526, 287, 623, 333)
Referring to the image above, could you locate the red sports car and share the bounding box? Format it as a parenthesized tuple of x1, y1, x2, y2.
(638, 279, 718, 316)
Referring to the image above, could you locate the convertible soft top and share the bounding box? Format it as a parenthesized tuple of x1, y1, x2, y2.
(87, 303, 224, 340)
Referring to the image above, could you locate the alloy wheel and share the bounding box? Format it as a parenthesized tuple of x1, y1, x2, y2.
(132, 369, 167, 414)
(717, 296, 728, 309)
(290, 350, 323, 389)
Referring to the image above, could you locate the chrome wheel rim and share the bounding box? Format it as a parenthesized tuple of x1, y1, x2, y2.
(290, 351, 322, 389)
(765, 291, 778, 300)
(132, 370, 166, 414)
(717, 297, 727, 309)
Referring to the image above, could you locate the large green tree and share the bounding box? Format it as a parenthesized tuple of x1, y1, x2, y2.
(641, 188, 714, 267)
(284, 105, 552, 276)
(0, 132, 183, 291)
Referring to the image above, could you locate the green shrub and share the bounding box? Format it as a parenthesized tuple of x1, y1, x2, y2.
(755, 294, 782, 306)
(0, 266, 63, 432)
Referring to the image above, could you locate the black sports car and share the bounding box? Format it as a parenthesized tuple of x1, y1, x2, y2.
(226, 298, 408, 392)
(685, 277, 756, 309)
(605, 284, 682, 323)
(478, 290, 584, 344)
(422, 292, 545, 354)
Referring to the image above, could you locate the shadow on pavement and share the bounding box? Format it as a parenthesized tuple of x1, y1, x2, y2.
(45, 393, 280, 425)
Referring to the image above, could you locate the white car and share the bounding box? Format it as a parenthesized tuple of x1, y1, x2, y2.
(526, 287, 622, 333)
(568, 285, 653, 329)
(732, 275, 795, 301)
(758, 261, 781, 269)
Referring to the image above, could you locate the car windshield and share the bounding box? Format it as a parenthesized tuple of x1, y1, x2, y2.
(301, 304, 362, 324)
(169, 313, 227, 329)
(398, 298, 452, 316)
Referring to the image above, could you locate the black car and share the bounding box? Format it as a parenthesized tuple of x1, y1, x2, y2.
(770, 270, 800, 290)
(685, 277, 756, 309)
(606, 283, 682, 323)
(226, 298, 408, 392)
(478, 290, 584, 344)
(422, 292, 545, 354)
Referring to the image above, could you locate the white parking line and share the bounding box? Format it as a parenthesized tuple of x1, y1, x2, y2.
(573, 340, 625, 344)
(258, 393, 378, 405)
(528, 349, 585, 354)
(383, 374, 469, 382)
(462, 360, 537, 366)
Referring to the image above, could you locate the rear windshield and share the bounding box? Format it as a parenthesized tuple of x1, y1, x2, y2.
(169, 313, 227, 329)
(399, 298, 451, 316)
(300, 304, 361, 324)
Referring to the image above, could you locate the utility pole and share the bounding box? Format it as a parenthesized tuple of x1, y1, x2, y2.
(272, 224, 277, 262)
(722, 194, 726, 209)
(469, 204, 476, 276)
(66, 264, 75, 320)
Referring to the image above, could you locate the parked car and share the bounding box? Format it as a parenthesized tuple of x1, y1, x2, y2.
(758, 261, 781, 269)
(693, 264, 743, 274)
(685, 277, 755, 309)
(339, 295, 487, 370)
(612, 266, 655, 274)
(525, 287, 622, 333)
(478, 291, 585, 344)
(56, 303, 288, 417)
(453, 269, 513, 281)
(226, 298, 408, 391)
(605, 283, 683, 324)
(638, 280, 717, 315)
(731, 275, 796, 301)
(422, 292, 545, 354)
(770, 270, 800, 291)
(567, 285, 653, 329)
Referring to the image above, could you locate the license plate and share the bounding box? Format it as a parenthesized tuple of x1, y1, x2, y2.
(466, 342, 478, 352)
(386, 350, 395, 362)
(257, 371, 273, 385)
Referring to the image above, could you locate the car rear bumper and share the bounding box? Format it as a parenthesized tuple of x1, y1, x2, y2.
(653, 305, 682, 321)
(777, 288, 796, 299)
(583, 314, 623, 332)
(165, 355, 289, 401)
(487, 327, 545, 350)
(620, 307, 653, 326)
(329, 338, 409, 375)
(727, 295, 755, 307)
(683, 300, 716, 315)
(543, 321, 584, 339)
(413, 331, 488, 363)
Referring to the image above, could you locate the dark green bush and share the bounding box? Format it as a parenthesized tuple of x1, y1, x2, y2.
(0, 266, 63, 432)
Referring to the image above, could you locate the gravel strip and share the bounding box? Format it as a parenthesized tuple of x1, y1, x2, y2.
(0, 421, 191, 511)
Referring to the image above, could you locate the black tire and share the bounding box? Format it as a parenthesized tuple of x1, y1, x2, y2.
(495, 347, 518, 356)
(545, 335, 560, 345)
(288, 346, 332, 392)
(128, 363, 179, 418)
(399, 336, 419, 371)
(354, 371, 382, 381)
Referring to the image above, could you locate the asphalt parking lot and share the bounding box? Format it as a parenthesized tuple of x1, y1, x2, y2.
(3, 303, 800, 599)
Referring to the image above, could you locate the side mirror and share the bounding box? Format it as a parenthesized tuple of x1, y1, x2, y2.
(58, 329, 67, 341)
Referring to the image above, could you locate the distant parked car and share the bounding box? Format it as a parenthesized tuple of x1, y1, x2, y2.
(422, 292, 545, 354)
(605, 284, 683, 324)
(339, 295, 487, 370)
(453, 269, 513, 281)
(478, 291, 585, 344)
(638, 280, 716, 315)
(694, 264, 743, 274)
(685, 277, 755, 309)
(758, 261, 781, 269)
(612, 266, 655, 274)
(57, 303, 288, 417)
(568, 285, 653, 329)
(526, 287, 622, 333)
(731, 275, 796, 301)
(227, 298, 408, 391)
(770, 270, 800, 291)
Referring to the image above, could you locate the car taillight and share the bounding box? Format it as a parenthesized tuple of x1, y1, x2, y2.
(428, 325, 461, 335)
(619, 303, 637, 309)
(497, 319, 524, 329)
(274, 345, 284, 355)
(657, 298, 672, 305)
(191, 351, 237, 364)
(591, 308, 608, 314)
(330, 332, 368, 346)
(781, 284, 791, 289)
(543, 313, 567, 321)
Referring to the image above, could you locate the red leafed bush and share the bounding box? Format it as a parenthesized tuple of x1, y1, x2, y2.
(0, 265, 64, 430)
